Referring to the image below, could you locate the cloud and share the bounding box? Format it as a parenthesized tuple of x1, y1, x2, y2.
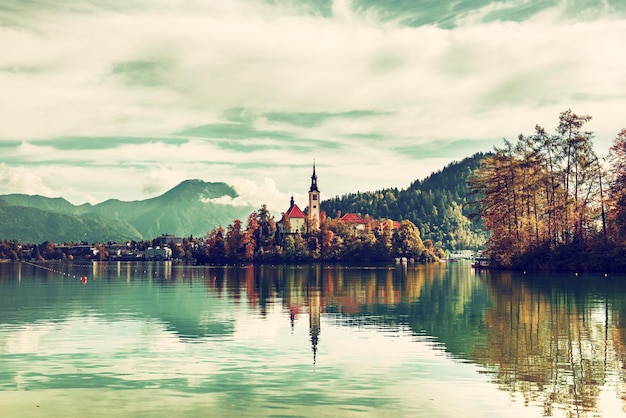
(2, 1, 624, 140)
(0, 163, 57, 197)
(0, 0, 624, 210)
(202, 177, 293, 214)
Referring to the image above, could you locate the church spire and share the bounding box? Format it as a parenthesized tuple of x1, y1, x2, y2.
(308, 160, 321, 230)
(309, 160, 319, 192)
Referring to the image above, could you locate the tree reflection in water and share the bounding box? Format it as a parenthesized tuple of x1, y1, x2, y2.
(2, 261, 625, 416)
(211, 264, 626, 417)
(473, 271, 626, 417)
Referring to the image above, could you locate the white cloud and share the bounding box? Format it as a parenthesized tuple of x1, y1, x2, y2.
(0, 0, 624, 205)
(0, 162, 56, 197)
(227, 177, 305, 215)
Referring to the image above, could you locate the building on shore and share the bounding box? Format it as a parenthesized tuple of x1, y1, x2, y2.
(145, 246, 172, 261)
(279, 162, 325, 235)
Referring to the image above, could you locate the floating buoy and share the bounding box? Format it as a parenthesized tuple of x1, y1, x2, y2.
(80, 276, 87, 285)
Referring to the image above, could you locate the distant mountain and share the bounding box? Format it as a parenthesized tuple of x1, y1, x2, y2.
(0, 194, 82, 214)
(0, 159, 490, 248)
(0, 180, 255, 243)
(322, 153, 489, 251)
(0, 206, 142, 243)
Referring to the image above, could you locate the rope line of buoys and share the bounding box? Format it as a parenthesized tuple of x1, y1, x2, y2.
(21, 260, 88, 284)
(19, 260, 216, 283)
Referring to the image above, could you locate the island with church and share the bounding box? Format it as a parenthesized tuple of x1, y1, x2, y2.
(197, 162, 444, 263)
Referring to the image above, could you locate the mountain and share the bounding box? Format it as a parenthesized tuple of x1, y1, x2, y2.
(0, 159, 490, 248)
(0, 194, 83, 214)
(321, 153, 489, 251)
(0, 180, 255, 243)
(0, 206, 143, 243)
(90, 180, 248, 239)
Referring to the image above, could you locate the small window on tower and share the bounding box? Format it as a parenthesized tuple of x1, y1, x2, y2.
(312, 195, 318, 200)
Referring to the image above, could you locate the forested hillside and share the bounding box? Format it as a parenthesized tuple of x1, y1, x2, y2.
(322, 153, 488, 251)
(0, 180, 254, 243)
(0, 205, 142, 243)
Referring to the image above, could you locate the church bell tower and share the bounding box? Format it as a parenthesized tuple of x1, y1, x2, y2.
(308, 162, 320, 230)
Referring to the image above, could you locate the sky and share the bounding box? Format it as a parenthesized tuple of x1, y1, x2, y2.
(1, 0, 625, 215)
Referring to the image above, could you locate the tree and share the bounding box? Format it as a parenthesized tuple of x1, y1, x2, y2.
(469, 110, 602, 268)
(205, 227, 227, 262)
(256, 204, 276, 253)
(392, 220, 425, 259)
(226, 219, 244, 260)
(556, 109, 596, 243)
(320, 222, 335, 260)
(243, 212, 259, 260)
(373, 220, 393, 260)
(608, 129, 626, 240)
(282, 232, 309, 260)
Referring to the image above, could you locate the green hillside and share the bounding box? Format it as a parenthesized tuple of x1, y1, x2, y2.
(0, 180, 254, 243)
(0, 194, 82, 214)
(322, 153, 489, 250)
(0, 206, 142, 243)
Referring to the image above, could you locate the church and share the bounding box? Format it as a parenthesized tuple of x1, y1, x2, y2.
(278, 163, 323, 234)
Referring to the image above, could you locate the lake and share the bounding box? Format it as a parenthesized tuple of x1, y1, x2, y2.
(0, 261, 625, 417)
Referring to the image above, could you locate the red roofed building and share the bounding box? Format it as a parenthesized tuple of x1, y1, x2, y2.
(340, 214, 400, 234)
(375, 219, 400, 231)
(278, 163, 324, 236)
(340, 213, 366, 232)
(279, 196, 306, 234)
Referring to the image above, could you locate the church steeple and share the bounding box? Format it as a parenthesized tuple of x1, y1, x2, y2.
(309, 161, 319, 192)
(308, 161, 321, 230)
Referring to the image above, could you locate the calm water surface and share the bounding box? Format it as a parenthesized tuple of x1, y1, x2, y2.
(0, 261, 625, 417)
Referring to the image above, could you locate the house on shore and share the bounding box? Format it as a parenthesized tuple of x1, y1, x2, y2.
(145, 246, 172, 260)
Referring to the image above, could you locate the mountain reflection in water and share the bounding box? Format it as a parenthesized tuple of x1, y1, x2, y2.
(0, 261, 625, 417)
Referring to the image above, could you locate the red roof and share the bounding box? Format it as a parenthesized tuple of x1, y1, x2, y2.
(286, 203, 306, 219)
(375, 220, 400, 230)
(340, 213, 365, 225)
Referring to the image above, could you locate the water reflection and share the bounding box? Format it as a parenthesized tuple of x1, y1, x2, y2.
(1, 261, 625, 416)
(473, 271, 626, 417)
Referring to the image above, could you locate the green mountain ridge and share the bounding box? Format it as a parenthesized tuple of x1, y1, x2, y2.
(0, 206, 143, 243)
(0, 157, 490, 249)
(321, 153, 489, 250)
(0, 180, 254, 243)
(0, 194, 80, 214)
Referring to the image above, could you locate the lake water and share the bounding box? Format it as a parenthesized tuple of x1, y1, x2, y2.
(0, 261, 625, 417)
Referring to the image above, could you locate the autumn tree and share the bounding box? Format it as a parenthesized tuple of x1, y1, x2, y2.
(556, 109, 597, 243)
(256, 204, 277, 253)
(608, 129, 626, 240)
(392, 220, 426, 259)
(225, 219, 244, 260)
(469, 110, 602, 268)
(241, 212, 258, 261)
(205, 227, 227, 262)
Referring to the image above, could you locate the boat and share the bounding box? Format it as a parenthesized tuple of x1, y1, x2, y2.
(472, 257, 490, 269)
